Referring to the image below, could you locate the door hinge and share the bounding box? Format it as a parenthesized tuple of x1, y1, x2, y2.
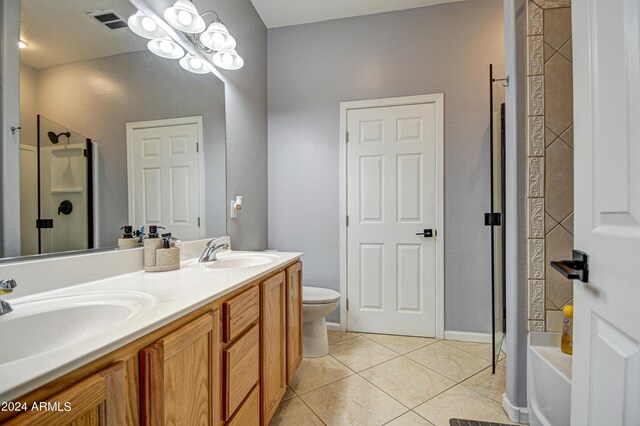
(346, 131, 349, 143)
(196, 142, 199, 153)
(346, 299, 349, 310)
(346, 215, 349, 227)
(197, 217, 200, 227)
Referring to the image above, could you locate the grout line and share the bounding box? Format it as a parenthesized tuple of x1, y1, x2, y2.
(295, 394, 327, 425)
(439, 341, 493, 364)
(356, 370, 412, 410)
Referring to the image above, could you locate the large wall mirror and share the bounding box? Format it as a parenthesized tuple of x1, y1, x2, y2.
(5, 0, 226, 260)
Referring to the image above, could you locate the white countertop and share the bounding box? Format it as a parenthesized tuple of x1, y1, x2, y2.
(0, 247, 302, 402)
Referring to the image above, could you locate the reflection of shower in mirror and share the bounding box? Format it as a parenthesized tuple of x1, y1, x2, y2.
(19, 115, 94, 256)
(47, 131, 70, 145)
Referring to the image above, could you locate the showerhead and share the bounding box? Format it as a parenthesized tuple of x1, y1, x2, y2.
(47, 131, 71, 144)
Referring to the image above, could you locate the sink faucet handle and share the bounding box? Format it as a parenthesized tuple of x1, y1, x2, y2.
(0, 279, 17, 294)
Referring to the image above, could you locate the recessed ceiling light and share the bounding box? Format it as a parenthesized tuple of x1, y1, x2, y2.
(18, 40, 28, 49)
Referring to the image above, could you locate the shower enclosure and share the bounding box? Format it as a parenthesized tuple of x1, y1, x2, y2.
(19, 115, 94, 255)
(486, 64, 507, 374)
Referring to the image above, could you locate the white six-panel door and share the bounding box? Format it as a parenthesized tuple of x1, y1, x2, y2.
(127, 118, 204, 239)
(572, 0, 640, 424)
(345, 96, 443, 337)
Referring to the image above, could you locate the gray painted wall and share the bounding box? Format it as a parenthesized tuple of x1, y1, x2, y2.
(267, 0, 505, 330)
(0, 0, 21, 258)
(30, 51, 226, 247)
(197, 0, 269, 251)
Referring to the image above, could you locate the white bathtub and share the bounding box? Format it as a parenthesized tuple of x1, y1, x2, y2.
(527, 332, 572, 426)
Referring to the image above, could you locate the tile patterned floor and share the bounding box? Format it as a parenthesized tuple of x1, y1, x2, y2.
(270, 332, 519, 426)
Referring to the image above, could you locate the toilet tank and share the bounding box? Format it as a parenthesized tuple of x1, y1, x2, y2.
(527, 332, 572, 426)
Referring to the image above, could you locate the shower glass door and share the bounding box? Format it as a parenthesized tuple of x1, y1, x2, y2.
(488, 65, 506, 373)
(36, 115, 93, 254)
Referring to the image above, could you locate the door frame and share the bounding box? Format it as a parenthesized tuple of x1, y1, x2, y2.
(126, 116, 206, 236)
(339, 94, 445, 338)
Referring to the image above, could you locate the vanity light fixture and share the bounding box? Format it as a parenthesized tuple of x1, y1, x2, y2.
(128, 1, 244, 74)
(18, 40, 28, 49)
(179, 54, 210, 74)
(164, 0, 206, 34)
(147, 37, 185, 59)
(128, 11, 167, 39)
(212, 49, 244, 70)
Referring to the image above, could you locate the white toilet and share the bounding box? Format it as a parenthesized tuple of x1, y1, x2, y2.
(302, 286, 340, 358)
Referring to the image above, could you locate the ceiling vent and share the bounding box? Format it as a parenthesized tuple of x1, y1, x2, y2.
(87, 9, 128, 30)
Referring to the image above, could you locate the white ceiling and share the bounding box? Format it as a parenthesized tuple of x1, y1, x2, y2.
(250, 0, 468, 29)
(20, 0, 146, 70)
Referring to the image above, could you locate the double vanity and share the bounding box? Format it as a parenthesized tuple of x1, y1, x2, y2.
(0, 239, 303, 425)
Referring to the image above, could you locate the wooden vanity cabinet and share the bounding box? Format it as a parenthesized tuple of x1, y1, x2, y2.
(4, 362, 127, 426)
(139, 310, 222, 426)
(285, 262, 303, 384)
(1, 259, 303, 426)
(260, 272, 287, 425)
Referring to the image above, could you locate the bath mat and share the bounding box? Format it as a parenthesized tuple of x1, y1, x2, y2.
(449, 419, 514, 426)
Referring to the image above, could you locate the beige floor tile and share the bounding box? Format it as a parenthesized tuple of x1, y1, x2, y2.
(269, 396, 323, 425)
(301, 375, 408, 426)
(328, 330, 361, 344)
(414, 385, 513, 426)
(289, 355, 354, 394)
(498, 357, 506, 368)
(360, 357, 455, 408)
(442, 340, 494, 361)
(283, 386, 296, 401)
(406, 342, 490, 382)
(365, 334, 437, 354)
(386, 411, 434, 425)
(461, 365, 506, 403)
(330, 336, 398, 372)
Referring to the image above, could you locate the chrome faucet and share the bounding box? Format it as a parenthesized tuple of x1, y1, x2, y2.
(0, 279, 17, 316)
(199, 237, 230, 263)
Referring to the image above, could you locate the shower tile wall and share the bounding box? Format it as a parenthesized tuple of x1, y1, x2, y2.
(526, 0, 574, 332)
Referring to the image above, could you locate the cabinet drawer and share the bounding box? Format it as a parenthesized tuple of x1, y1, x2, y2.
(224, 324, 260, 420)
(223, 286, 260, 343)
(226, 385, 260, 426)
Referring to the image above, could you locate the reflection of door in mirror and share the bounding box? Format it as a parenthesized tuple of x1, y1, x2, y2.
(19, 115, 94, 256)
(127, 117, 205, 240)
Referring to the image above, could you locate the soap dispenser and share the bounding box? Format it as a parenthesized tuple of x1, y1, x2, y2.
(118, 225, 139, 249)
(144, 225, 165, 268)
(561, 304, 573, 355)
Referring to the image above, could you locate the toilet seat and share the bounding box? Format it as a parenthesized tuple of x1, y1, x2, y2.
(302, 286, 340, 305)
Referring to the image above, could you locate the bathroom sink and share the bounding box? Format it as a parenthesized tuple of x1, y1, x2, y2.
(201, 252, 280, 269)
(0, 292, 154, 365)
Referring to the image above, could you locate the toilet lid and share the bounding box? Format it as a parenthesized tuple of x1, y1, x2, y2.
(303, 286, 341, 304)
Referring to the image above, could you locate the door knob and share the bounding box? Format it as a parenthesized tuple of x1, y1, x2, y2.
(416, 229, 436, 238)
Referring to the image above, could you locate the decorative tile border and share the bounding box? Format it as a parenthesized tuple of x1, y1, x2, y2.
(529, 320, 545, 332)
(527, 239, 545, 280)
(528, 157, 545, 197)
(528, 198, 545, 238)
(528, 280, 545, 320)
(532, 0, 571, 9)
(527, 35, 544, 76)
(527, 2, 543, 35)
(528, 76, 545, 116)
(527, 116, 545, 156)
(526, 0, 573, 332)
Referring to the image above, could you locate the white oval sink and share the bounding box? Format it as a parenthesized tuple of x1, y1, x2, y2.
(201, 252, 279, 269)
(0, 292, 154, 365)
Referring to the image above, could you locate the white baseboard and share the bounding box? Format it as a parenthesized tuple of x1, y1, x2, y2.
(502, 393, 529, 424)
(444, 331, 492, 344)
(326, 321, 341, 331)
